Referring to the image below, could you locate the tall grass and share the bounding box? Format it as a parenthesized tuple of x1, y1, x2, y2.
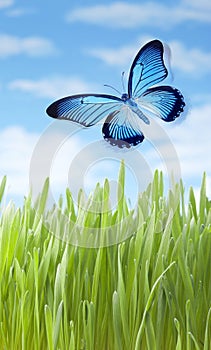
(0, 166, 211, 349)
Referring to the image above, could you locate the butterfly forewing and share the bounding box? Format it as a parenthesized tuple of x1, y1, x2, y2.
(128, 40, 168, 99)
(46, 94, 123, 126)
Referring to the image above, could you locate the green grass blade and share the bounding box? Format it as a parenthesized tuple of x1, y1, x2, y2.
(135, 261, 176, 350)
(174, 318, 182, 350)
(53, 300, 63, 349)
(0, 175, 6, 204)
(112, 291, 123, 350)
(199, 172, 206, 224)
(204, 308, 211, 350)
(45, 304, 53, 350)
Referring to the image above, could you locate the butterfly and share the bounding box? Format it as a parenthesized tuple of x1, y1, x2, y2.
(46, 39, 185, 148)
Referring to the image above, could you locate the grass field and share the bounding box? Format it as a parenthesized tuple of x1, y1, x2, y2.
(0, 165, 211, 349)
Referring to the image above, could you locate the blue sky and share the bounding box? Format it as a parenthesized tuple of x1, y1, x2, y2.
(0, 0, 211, 206)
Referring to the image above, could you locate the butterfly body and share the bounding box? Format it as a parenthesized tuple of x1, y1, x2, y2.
(47, 40, 185, 148)
(124, 96, 150, 125)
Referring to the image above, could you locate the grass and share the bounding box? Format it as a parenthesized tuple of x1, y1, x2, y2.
(0, 164, 211, 349)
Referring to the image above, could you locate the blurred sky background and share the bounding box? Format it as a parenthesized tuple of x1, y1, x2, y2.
(0, 0, 211, 206)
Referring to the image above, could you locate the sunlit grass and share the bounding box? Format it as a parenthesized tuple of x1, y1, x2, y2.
(0, 166, 211, 349)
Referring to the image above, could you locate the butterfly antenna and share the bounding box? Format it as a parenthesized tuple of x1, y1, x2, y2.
(104, 84, 121, 95)
(121, 71, 126, 92)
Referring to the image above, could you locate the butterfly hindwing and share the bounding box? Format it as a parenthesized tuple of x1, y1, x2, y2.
(102, 106, 144, 148)
(46, 94, 123, 126)
(139, 85, 185, 121)
(128, 40, 168, 99)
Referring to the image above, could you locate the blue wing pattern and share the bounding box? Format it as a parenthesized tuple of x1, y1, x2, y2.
(46, 94, 123, 126)
(139, 86, 185, 121)
(102, 107, 144, 148)
(128, 40, 168, 98)
(46, 39, 185, 148)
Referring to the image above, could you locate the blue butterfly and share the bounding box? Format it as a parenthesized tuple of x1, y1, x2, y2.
(46, 40, 185, 148)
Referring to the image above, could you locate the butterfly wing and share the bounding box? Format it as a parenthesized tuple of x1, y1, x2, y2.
(138, 86, 185, 122)
(128, 40, 168, 99)
(102, 105, 144, 148)
(46, 40, 185, 147)
(46, 94, 123, 126)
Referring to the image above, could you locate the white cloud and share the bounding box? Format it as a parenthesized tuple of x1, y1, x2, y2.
(87, 37, 151, 67)
(66, 2, 211, 28)
(165, 103, 211, 182)
(170, 41, 211, 74)
(66, 2, 174, 28)
(0, 34, 56, 58)
(8, 76, 99, 99)
(6, 8, 35, 17)
(88, 43, 138, 67)
(0, 126, 39, 198)
(87, 39, 211, 76)
(0, 125, 85, 203)
(0, 0, 13, 8)
(182, 0, 211, 10)
(0, 124, 133, 206)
